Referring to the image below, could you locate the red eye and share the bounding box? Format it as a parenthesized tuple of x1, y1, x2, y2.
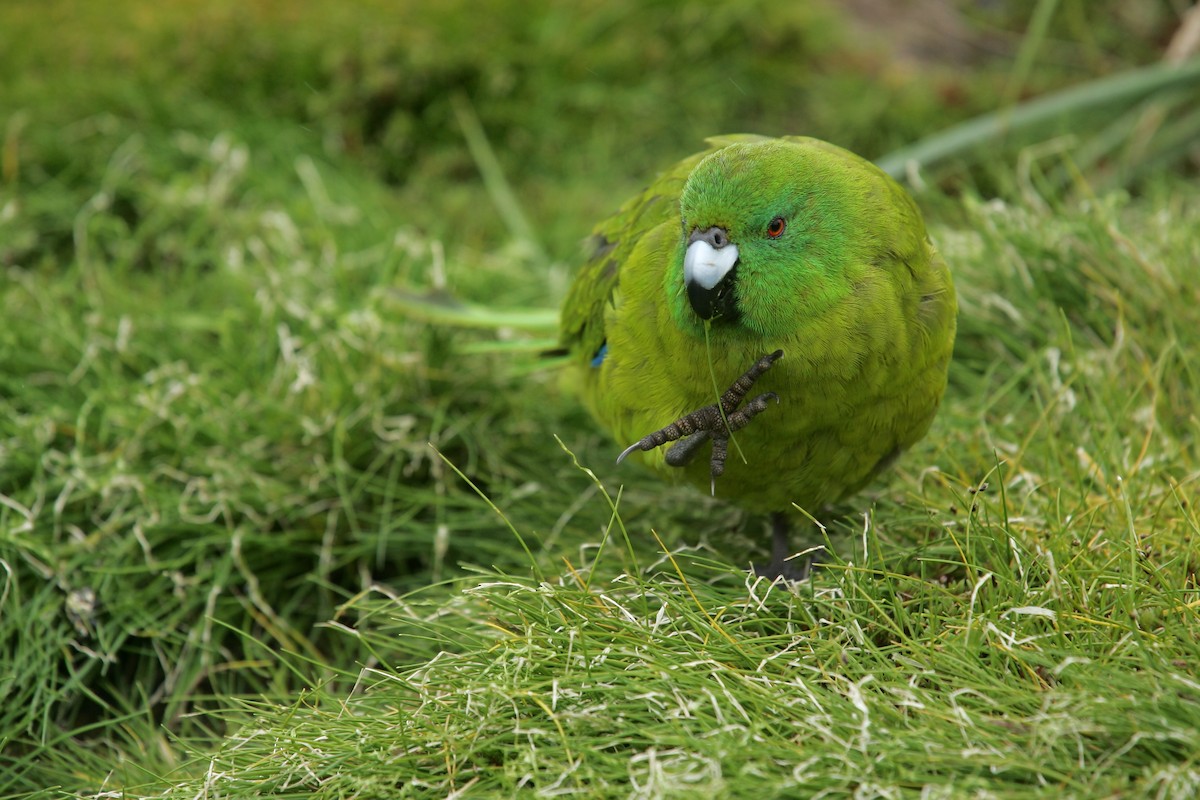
(766, 217, 786, 238)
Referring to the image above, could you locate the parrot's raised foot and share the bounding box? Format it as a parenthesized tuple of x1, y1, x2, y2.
(616, 350, 783, 486)
(663, 431, 712, 467)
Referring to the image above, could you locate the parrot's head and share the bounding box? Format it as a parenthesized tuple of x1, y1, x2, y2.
(674, 138, 904, 340)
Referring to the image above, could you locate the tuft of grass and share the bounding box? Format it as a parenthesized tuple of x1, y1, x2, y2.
(876, 57, 1200, 188)
(0, 95, 604, 794)
(109, 181, 1200, 798)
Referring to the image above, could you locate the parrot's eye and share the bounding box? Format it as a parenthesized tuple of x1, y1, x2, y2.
(766, 217, 786, 239)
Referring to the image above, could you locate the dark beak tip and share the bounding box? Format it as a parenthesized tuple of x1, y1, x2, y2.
(686, 280, 716, 320)
(684, 259, 739, 323)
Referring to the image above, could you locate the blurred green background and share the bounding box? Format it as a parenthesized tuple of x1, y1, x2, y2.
(5, 0, 1192, 267)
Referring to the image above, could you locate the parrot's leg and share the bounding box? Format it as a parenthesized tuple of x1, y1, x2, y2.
(753, 512, 824, 582)
(617, 350, 784, 484)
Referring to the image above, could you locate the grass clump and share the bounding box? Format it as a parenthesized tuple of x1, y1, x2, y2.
(0, 109, 593, 793)
(117, 183, 1200, 798)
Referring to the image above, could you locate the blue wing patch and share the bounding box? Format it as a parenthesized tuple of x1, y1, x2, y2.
(590, 342, 608, 368)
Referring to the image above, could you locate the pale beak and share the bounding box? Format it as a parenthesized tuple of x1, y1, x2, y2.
(683, 226, 739, 320)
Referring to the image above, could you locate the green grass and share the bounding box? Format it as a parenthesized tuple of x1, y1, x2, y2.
(2, 0, 1200, 796)
(114, 185, 1200, 799)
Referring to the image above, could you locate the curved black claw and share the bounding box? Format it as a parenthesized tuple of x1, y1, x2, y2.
(616, 350, 784, 487)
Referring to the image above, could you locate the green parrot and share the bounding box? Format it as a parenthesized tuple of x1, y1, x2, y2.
(558, 134, 957, 579)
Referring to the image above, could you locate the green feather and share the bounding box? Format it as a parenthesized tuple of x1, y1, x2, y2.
(559, 135, 956, 518)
